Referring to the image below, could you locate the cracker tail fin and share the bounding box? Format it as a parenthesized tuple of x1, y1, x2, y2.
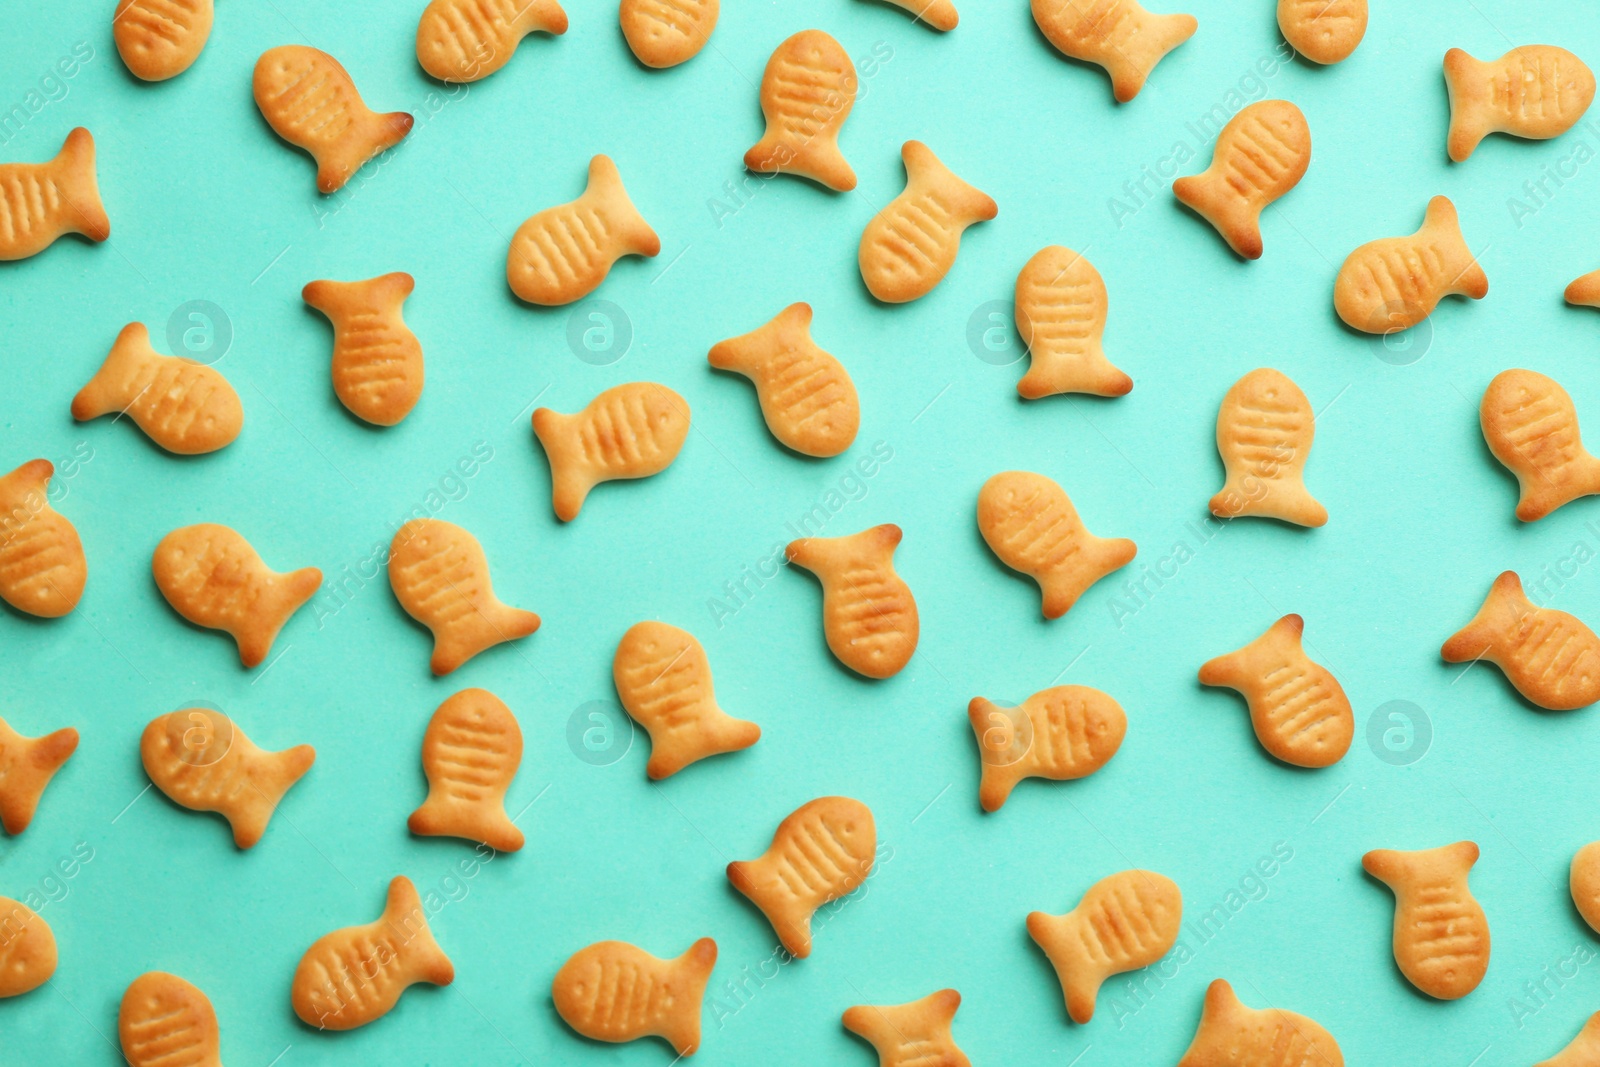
(969, 697, 1022, 811)
(586, 154, 660, 256)
(515, 0, 569, 34)
(240, 566, 321, 669)
(1443, 49, 1489, 162)
(384, 876, 456, 987)
(1423, 195, 1489, 299)
(1265, 480, 1329, 527)
(316, 111, 414, 194)
(1105, 12, 1196, 102)
(1017, 342, 1133, 399)
(664, 938, 717, 1055)
(532, 408, 594, 522)
(72, 323, 149, 420)
(1174, 172, 1264, 259)
(1038, 536, 1134, 619)
(1441, 571, 1524, 662)
(233, 742, 315, 848)
(903, 140, 996, 221)
(1027, 910, 1099, 1021)
(36, 726, 80, 776)
(52, 127, 110, 242)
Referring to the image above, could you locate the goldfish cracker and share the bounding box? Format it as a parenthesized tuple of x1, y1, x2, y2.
(1441, 571, 1600, 710)
(532, 383, 690, 521)
(552, 938, 716, 1054)
(1028, 869, 1182, 1023)
(1362, 841, 1489, 999)
(1478, 369, 1600, 521)
(727, 796, 875, 957)
(745, 30, 857, 190)
(291, 876, 454, 1030)
(977, 471, 1135, 619)
(1032, 0, 1196, 101)
(72, 323, 242, 454)
(859, 141, 995, 303)
(253, 46, 413, 193)
(1445, 46, 1594, 162)
(707, 303, 859, 457)
(0, 128, 109, 261)
(152, 524, 320, 668)
(1199, 614, 1353, 768)
(1334, 196, 1487, 333)
(1210, 368, 1326, 526)
(140, 707, 314, 848)
(507, 155, 659, 305)
(0, 460, 87, 618)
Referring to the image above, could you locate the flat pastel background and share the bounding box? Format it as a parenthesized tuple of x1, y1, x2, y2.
(4, 0, 1600, 1063)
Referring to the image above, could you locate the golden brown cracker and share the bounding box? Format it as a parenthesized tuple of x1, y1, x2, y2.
(1199, 614, 1353, 768)
(552, 937, 716, 1054)
(969, 686, 1125, 811)
(253, 46, 414, 193)
(613, 621, 760, 779)
(72, 323, 243, 454)
(1015, 246, 1132, 399)
(1363, 841, 1489, 1000)
(787, 524, 918, 679)
(291, 876, 454, 1030)
(1442, 571, 1600, 710)
(0, 459, 87, 618)
(141, 706, 314, 848)
(707, 303, 859, 457)
(119, 972, 223, 1067)
(1445, 46, 1594, 162)
(978, 470, 1135, 619)
(1173, 99, 1310, 259)
(388, 518, 540, 675)
(843, 989, 969, 1067)
(745, 30, 858, 190)
(152, 524, 320, 668)
(1032, 0, 1196, 101)
(114, 0, 213, 81)
(302, 272, 424, 427)
(408, 688, 525, 851)
(1334, 195, 1487, 333)
(1028, 869, 1182, 1023)
(859, 141, 995, 303)
(727, 796, 875, 957)
(532, 382, 690, 521)
(0, 127, 109, 261)
(1479, 368, 1600, 522)
(416, 0, 568, 82)
(1210, 368, 1326, 526)
(507, 155, 659, 305)
(0, 716, 78, 835)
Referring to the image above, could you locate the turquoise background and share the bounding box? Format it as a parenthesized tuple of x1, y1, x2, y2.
(4, 0, 1600, 1062)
